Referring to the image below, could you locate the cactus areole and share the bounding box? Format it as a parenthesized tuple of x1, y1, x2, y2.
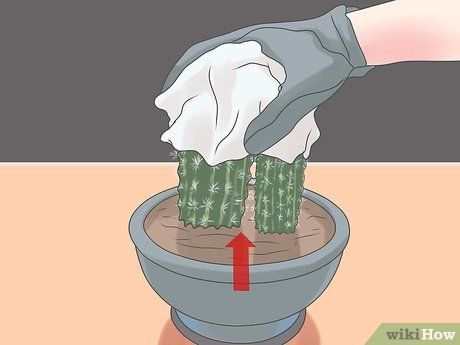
(177, 151, 306, 233)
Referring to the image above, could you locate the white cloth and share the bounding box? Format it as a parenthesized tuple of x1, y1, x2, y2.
(155, 41, 320, 165)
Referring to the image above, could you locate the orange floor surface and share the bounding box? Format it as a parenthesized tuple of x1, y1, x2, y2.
(1, 164, 459, 344)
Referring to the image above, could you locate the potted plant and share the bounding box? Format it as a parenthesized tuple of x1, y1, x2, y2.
(129, 150, 350, 344)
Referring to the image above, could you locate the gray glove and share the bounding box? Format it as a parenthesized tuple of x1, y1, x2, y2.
(161, 5, 373, 154)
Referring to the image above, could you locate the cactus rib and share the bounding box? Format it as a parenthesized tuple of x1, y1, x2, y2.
(177, 151, 252, 228)
(254, 154, 306, 233)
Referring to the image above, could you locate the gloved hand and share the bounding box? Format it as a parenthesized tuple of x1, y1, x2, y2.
(160, 5, 373, 154)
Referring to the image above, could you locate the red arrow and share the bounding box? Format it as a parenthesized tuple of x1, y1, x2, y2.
(226, 232, 255, 291)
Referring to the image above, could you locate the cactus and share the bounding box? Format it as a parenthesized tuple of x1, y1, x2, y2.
(177, 151, 252, 228)
(254, 154, 306, 233)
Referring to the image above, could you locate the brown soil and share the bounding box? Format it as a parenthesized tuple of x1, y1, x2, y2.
(144, 187, 335, 265)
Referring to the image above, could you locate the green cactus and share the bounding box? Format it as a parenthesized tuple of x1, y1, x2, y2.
(177, 151, 252, 228)
(254, 154, 306, 233)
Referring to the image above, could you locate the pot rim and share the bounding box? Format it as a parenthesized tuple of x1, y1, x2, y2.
(129, 180, 349, 284)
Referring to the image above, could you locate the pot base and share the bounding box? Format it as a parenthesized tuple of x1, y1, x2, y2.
(171, 308, 306, 344)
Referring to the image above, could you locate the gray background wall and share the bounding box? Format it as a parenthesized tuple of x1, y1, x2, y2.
(1, 0, 459, 162)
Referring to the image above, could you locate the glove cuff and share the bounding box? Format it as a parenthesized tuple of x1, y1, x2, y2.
(328, 5, 372, 72)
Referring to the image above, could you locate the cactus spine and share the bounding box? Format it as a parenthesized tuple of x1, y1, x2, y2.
(177, 151, 252, 228)
(254, 154, 306, 233)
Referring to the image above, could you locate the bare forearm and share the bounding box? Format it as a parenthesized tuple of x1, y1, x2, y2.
(348, 0, 460, 65)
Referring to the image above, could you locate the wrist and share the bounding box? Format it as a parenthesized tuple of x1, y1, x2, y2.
(347, 3, 408, 66)
(348, 0, 460, 65)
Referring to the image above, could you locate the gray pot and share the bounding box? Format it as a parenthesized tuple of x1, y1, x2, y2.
(129, 182, 349, 344)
